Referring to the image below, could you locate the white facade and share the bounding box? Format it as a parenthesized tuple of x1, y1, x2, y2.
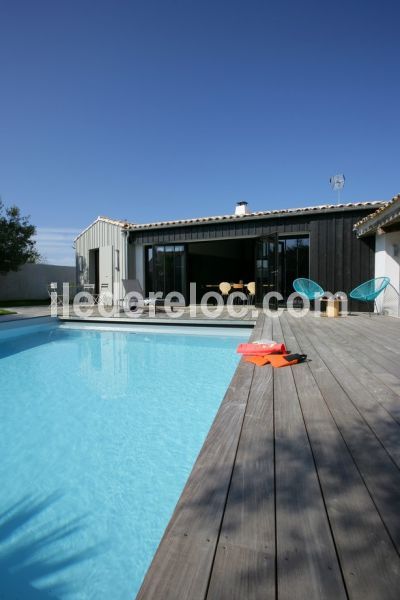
(75, 218, 139, 303)
(355, 194, 400, 317)
(375, 231, 400, 316)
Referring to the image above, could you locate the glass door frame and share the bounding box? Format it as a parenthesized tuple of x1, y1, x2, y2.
(145, 243, 188, 301)
(254, 232, 310, 306)
(277, 233, 310, 302)
(255, 234, 279, 306)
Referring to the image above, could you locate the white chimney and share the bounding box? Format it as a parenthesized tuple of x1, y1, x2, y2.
(235, 201, 250, 216)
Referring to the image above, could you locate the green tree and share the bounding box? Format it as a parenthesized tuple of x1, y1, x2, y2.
(0, 200, 41, 274)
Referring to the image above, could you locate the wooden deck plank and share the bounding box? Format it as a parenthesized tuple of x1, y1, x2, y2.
(313, 315, 400, 424)
(206, 544, 273, 600)
(330, 316, 400, 382)
(289, 313, 400, 556)
(343, 314, 400, 355)
(325, 313, 400, 376)
(307, 314, 400, 445)
(301, 316, 400, 468)
(272, 316, 346, 599)
(244, 314, 274, 421)
(336, 318, 400, 365)
(207, 316, 275, 599)
(320, 314, 400, 396)
(280, 312, 400, 599)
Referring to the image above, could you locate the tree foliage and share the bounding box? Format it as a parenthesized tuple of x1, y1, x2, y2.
(0, 200, 41, 274)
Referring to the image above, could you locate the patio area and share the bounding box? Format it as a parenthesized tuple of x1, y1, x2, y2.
(0, 303, 259, 324)
(137, 310, 400, 599)
(59, 304, 259, 325)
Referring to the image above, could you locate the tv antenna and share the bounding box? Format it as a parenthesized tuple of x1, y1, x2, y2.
(330, 174, 345, 204)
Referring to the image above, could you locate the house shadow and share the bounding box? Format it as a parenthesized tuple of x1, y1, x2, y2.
(0, 329, 59, 360)
(0, 493, 103, 599)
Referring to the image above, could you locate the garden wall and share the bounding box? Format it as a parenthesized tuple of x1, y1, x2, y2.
(0, 263, 75, 302)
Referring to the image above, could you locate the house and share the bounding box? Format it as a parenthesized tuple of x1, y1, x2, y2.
(354, 193, 400, 316)
(75, 200, 386, 310)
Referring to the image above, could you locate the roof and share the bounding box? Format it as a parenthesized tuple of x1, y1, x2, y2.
(353, 194, 400, 236)
(129, 201, 383, 231)
(75, 201, 384, 240)
(74, 216, 134, 241)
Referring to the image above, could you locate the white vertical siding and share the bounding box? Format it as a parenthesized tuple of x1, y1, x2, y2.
(134, 244, 145, 290)
(375, 231, 400, 317)
(75, 219, 128, 301)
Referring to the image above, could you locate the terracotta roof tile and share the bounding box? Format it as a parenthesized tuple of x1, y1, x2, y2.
(76, 201, 384, 240)
(353, 194, 400, 231)
(130, 201, 384, 230)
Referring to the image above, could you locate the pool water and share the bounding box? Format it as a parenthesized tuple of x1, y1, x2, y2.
(0, 322, 247, 599)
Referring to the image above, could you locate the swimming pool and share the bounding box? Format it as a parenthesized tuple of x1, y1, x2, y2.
(0, 319, 250, 599)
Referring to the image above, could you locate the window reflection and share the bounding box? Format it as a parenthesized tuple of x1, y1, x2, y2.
(278, 235, 310, 299)
(145, 245, 186, 298)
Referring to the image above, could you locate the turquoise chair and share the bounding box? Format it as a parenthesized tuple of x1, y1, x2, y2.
(293, 278, 325, 300)
(349, 277, 390, 314)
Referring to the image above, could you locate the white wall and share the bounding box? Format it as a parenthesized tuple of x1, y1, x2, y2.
(375, 231, 400, 316)
(0, 263, 75, 302)
(75, 220, 129, 302)
(134, 244, 145, 290)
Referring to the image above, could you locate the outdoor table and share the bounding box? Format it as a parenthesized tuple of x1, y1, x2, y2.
(204, 283, 247, 304)
(205, 283, 245, 290)
(320, 296, 341, 317)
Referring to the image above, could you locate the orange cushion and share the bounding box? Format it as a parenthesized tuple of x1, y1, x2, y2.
(268, 354, 307, 368)
(245, 353, 307, 368)
(237, 342, 287, 356)
(244, 355, 271, 366)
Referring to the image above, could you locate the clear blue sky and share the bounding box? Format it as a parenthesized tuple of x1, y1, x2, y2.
(0, 0, 399, 264)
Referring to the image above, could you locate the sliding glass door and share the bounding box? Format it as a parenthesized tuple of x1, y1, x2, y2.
(145, 245, 186, 299)
(255, 234, 310, 305)
(278, 235, 310, 300)
(255, 235, 278, 305)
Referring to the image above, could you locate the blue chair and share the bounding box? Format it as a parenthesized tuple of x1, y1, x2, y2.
(349, 277, 390, 314)
(293, 278, 325, 300)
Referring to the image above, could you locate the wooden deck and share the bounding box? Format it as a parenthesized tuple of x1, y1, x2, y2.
(136, 311, 400, 600)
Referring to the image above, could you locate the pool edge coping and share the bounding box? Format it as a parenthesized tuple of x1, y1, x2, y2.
(59, 316, 255, 328)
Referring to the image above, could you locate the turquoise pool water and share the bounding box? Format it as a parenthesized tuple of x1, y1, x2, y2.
(0, 321, 248, 599)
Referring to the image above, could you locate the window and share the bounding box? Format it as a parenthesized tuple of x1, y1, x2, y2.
(145, 244, 186, 297)
(78, 255, 84, 273)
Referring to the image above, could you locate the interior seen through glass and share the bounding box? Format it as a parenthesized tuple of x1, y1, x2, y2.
(145, 235, 309, 303)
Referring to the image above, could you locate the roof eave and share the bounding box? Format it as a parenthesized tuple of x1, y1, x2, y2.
(74, 216, 102, 242)
(129, 202, 383, 233)
(354, 195, 400, 237)
(74, 216, 133, 242)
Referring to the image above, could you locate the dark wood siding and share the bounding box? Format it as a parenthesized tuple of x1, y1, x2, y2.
(131, 208, 376, 311)
(304, 211, 375, 311)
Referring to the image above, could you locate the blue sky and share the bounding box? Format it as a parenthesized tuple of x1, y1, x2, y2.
(0, 0, 399, 265)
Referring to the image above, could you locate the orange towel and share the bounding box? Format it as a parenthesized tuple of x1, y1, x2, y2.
(245, 353, 307, 368)
(244, 355, 271, 366)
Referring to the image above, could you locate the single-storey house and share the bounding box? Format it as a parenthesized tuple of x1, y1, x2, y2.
(75, 200, 387, 311)
(354, 193, 400, 316)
